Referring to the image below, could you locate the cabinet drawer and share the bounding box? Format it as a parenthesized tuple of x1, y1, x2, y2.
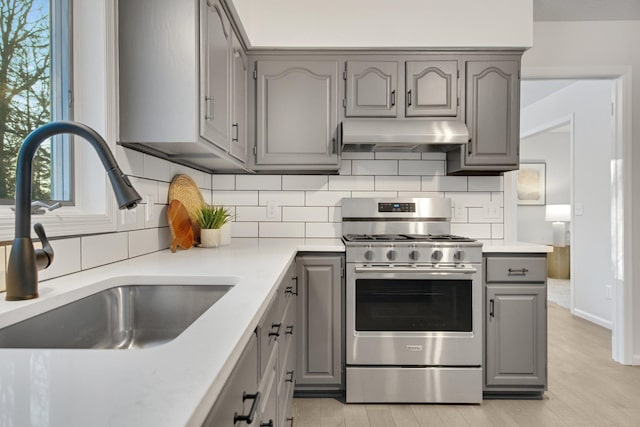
(259, 294, 280, 377)
(486, 257, 547, 282)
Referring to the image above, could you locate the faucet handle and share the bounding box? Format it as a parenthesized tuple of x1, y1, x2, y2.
(33, 223, 54, 270)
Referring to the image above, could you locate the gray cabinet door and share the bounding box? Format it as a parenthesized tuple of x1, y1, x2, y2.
(345, 61, 398, 117)
(200, 0, 230, 150)
(464, 60, 519, 167)
(295, 255, 343, 387)
(255, 61, 339, 166)
(486, 285, 546, 387)
(230, 31, 247, 163)
(406, 60, 458, 117)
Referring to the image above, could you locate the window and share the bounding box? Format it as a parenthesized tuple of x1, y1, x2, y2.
(0, 0, 72, 205)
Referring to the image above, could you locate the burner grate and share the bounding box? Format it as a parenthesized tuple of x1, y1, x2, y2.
(343, 233, 475, 243)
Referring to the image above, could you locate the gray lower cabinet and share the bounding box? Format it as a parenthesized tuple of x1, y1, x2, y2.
(253, 60, 340, 170)
(447, 58, 520, 174)
(484, 254, 548, 395)
(345, 61, 399, 117)
(118, 0, 246, 172)
(295, 254, 344, 391)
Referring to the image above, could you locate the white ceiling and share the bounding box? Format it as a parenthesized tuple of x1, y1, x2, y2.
(534, 0, 640, 21)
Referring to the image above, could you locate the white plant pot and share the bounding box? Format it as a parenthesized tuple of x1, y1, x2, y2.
(200, 228, 221, 248)
(220, 222, 232, 246)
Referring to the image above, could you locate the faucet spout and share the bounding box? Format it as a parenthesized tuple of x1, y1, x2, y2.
(5, 121, 142, 301)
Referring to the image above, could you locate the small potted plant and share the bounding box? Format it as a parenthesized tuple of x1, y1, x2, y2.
(196, 204, 232, 248)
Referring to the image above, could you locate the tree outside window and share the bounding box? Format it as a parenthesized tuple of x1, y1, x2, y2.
(0, 0, 63, 203)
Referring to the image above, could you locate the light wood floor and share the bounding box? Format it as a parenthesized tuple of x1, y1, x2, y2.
(293, 303, 640, 426)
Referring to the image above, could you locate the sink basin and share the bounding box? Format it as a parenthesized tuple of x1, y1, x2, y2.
(0, 284, 233, 349)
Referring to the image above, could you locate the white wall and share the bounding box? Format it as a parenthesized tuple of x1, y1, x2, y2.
(229, 0, 532, 48)
(519, 80, 614, 328)
(522, 20, 639, 363)
(517, 129, 571, 245)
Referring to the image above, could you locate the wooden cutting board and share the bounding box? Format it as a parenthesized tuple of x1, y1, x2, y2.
(167, 199, 194, 252)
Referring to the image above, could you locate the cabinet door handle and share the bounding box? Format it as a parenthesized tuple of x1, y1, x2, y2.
(232, 123, 239, 142)
(286, 416, 295, 426)
(260, 421, 274, 427)
(204, 96, 213, 120)
(234, 391, 260, 424)
(489, 299, 494, 318)
(285, 286, 297, 296)
(286, 370, 295, 382)
(269, 323, 281, 337)
(285, 325, 294, 335)
(407, 89, 412, 106)
(508, 268, 529, 275)
(391, 89, 396, 107)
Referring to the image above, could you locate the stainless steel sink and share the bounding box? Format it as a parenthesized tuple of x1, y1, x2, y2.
(0, 284, 233, 349)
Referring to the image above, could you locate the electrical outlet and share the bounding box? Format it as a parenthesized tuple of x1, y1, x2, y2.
(574, 202, 584, 216)
(453, 203, 466, 220)
(484, 201, 500, 219)
(121, 209, 138, 226)
(266, 200, 279, 218)
(146, 194, 156, 222)
(606, 285, 613, 300)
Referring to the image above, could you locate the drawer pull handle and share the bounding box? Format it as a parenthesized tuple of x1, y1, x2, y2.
(508, 268, 529, 275)
(285, 325, 294, 335)
(269, 323, 281, 337)
(286, 370, 295, 382)
(260, 421, 274, 427)
(234, 391, 260, 424)
(285, 286, 298, 296)
(287, 416, 294, 426)
(489, 299, 494, 318)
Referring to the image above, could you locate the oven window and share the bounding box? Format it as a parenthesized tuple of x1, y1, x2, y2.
(355, 279, 472, 332)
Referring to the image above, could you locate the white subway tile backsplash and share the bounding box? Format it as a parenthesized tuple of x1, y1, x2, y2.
(213, 191, 259, 206)
(399, 160, 446, 176)
(305, 222, 342, 238)
(451, 223, 492, 239)
(352, 160, 397, 176)
(339, 160, 352, 176)
(422, 176, 468, 192)
(259, 191, 305, 206)
(129, 228, 168, 258)
(422, 152, 447, 160)
(236, 175, 281, 190)
(446, 192, 491, 208)
(491, 192, 504, 206)
(116, 146, 144, 177)
(259, 222, 305, 238)
(143, 155, 173, 182)
(130, 177, 158, 204)
(491, 223, 504, 239)
(375, 152, 422, 160)
(171, 164, 210, 190)
(158, 181, 170, 204)
(116, 206, 145, 232)
(469, 207, 504, 223)
(282, 207, 328, 222)
(231, 221, 259, 237)
(328, 206, 341, 222)
(145, 204, 169, 229)
(305, 191, 351, 206)
(351, 191, 398, 198)
(32, 238, 81, 281)
(236, 206, 281, 222)
(81, 233, 128, 270)
(397, 191, 445, 198)
(282, 175, 328, 191)
(341, 152, 375, 160)
(212, 174, 236, 190)
(328, 176, 374, 191)
(468, 176, 503, 192)
(0, 246, 6, 292)
(203, 190, 213, 205)
(375, 176, 421, 192)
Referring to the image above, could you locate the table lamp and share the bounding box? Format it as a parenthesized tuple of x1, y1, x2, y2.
(545, 204, 571, 247)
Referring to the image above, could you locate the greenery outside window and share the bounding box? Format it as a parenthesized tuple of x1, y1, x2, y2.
(0, 0, 72, 205)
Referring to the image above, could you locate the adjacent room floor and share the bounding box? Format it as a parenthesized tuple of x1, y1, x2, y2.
(292, 302, 640, 426)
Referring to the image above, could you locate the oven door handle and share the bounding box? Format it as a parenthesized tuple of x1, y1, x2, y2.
(354, 266, 477, 275)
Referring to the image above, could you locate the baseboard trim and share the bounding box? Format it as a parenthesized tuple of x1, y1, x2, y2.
(572, 308, 613, 330)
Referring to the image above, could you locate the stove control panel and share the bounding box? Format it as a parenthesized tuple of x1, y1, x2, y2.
(378, 202, 415, 213)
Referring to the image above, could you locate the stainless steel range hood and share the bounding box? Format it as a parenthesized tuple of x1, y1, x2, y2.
(341, 119, 469, 152)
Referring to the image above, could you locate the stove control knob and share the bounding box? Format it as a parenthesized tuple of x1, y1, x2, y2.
(431, 250, 443, 262)
(454, 250, 465, 262)
(409, 250, 421, 261)
(386, 250, 398, 261)
(364, 250, 375, 261)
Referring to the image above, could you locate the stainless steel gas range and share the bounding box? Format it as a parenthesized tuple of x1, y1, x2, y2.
(342, 198, 483, 404)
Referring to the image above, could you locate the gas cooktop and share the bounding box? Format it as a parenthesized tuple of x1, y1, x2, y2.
(343, 233, 476, 243)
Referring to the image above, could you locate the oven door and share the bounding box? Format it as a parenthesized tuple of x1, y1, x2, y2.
(346, 264, 482, 366)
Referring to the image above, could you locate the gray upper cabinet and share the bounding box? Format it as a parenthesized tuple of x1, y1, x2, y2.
(405, 60, 459, 117)
(230, 32, 247, 162)
(295, 254, 344, 390)
(200, 0, 230, 150)
(118, 0, 246, 171)
(254, 60, 340, 168)
(345, 61, 398, 117)
(447, 58, 520, 174)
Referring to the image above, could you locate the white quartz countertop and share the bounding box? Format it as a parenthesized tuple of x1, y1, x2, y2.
(480, 241, 553, 253)
(0, 238, 343, 427)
